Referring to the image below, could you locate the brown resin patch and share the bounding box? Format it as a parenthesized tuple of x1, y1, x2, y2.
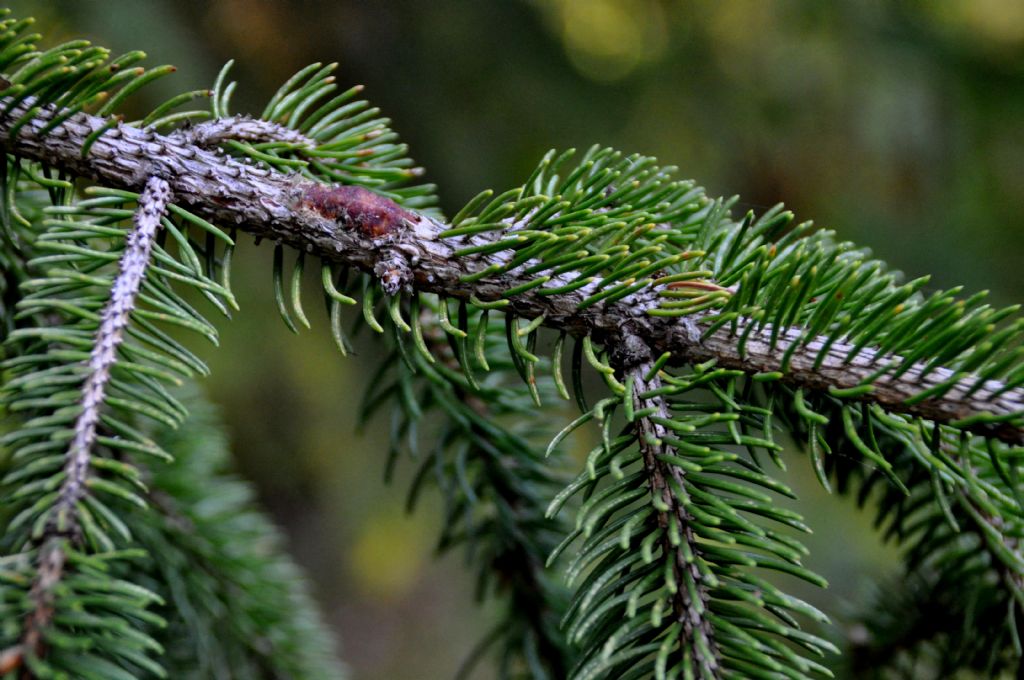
(299, 184, 418, 238)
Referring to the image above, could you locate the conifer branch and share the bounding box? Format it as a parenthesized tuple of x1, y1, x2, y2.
(2, 14, 1019, 676)
(626, 356, 720, 678)
(14, 176, 171, 668)
(52, 176, 171, 537)
(0, 98, 1021, 444)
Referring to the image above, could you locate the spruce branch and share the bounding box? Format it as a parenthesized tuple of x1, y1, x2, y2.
(626, 356, 720, 678)
(0, 15, 1019, 675)
(51, 176, 170, 540)
(0, 14, 1021, 676)
(0, 99, 1020, 443)
(546, 341, 834, 678)
(8, 177, 171, 672)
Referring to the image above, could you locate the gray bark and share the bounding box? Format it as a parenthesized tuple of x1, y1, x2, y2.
(1, 100, 1021, 443)
(52, 176, 171, 535)
(628, 359, 720, 678)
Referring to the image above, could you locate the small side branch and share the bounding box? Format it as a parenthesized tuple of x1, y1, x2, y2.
(170, 115, 314, 148)
(628, 359, 721, 678)
(17, 176, 171, 663)
(51, 176, 172, 534)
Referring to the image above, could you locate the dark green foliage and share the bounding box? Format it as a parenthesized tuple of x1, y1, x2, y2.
(847, 570, 1020, 678)
(777, 388, 1023, 677)
(131, 391, 344, 679)
(363, 301, 575, 678)
(546, 364, 836, 679)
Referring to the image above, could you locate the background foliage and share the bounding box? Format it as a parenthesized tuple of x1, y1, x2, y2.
(4, 1, 1022, 678)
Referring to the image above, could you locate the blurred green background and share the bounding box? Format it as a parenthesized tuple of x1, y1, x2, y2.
(6, 1, 1024, 677)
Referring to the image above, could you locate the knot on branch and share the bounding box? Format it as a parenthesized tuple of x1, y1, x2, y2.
(374, 248, 412, 295)
(609, 326, 654, 370)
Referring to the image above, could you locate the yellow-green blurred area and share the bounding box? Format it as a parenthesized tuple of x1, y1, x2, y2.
(6, 0, 1024, 677)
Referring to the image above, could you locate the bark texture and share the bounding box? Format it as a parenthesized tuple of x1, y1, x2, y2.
(1, 100, 1021, 443)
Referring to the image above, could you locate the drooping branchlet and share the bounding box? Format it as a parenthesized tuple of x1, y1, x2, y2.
(53, 176, 172, 537)
(14, 176, 173, 668)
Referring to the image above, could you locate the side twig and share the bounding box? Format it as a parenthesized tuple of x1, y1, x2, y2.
(12, 176, 172, 669)
(627, 358, 721, 678)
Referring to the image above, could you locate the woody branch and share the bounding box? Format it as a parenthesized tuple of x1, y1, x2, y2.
(0, 99, 1020, 444)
